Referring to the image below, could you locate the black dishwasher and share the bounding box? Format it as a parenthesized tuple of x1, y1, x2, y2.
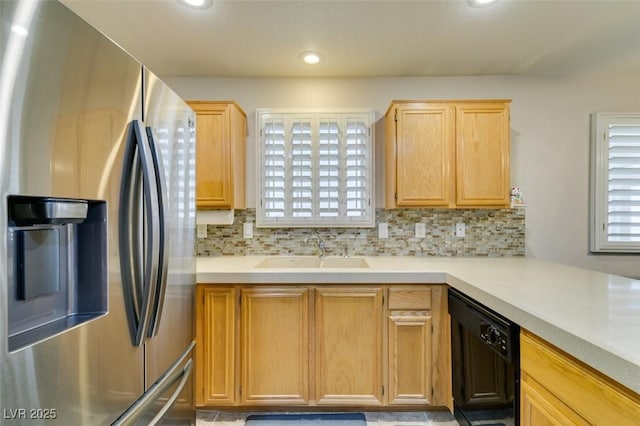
(448, 288, 520, 426)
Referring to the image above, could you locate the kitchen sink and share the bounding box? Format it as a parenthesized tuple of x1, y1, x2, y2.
(320, 257, 369, 268)
(255, 256, 369, 269)
(255, 256, 321, 268)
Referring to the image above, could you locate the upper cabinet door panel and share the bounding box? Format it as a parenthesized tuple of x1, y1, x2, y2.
(196, 109, 231, 207)
(395, 105, 455, 207)
(188, 101, 246, 210)
(456, 103, 510, 207)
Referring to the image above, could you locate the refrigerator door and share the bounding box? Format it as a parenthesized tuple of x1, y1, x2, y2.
(0, 1, 144, 424)
(142, 69, 196, 424)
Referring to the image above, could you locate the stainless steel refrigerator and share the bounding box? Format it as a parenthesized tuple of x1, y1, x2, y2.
(0, 1, 196, 424)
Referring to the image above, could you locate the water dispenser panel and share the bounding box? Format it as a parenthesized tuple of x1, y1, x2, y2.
(6, 195, 107, 352)
(17, 229, 61, 300)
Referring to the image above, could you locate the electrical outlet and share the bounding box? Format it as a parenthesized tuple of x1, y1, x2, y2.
(243, 222, 254, 239)
(455, 223, 466, 238)
(415, 223, 426, 238)
(197, 224, 207, 238)
(378, 222, 389, 239)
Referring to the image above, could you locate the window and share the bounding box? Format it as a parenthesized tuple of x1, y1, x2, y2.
(257, 109, 375, 227)
(590, 113, 640, 252)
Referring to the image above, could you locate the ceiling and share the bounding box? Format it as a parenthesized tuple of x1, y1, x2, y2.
(59, 0, 640, 79)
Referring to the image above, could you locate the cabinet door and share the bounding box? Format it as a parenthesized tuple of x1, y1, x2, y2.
(393, 104, 455, 207)
(388, 314, 432, 405)
(196, 286, 236, 406)
(315, 288, 383, 405)
(455, 103, 510, 207)
(189, 102, 246, 209)
(240, 288, 309, 405)
(194, 105, 232, 208)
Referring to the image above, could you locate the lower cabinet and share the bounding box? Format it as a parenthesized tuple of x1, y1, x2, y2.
(195, 284, 450, 409)
(241, 288, 309, 405)
(195, 287, 236, 406)
(520, 330, 640, 426)
(315, 288, 383, 405)
(386, 286, 450, 407)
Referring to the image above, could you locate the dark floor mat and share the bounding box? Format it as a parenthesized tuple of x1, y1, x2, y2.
(244, 413, 366, 425)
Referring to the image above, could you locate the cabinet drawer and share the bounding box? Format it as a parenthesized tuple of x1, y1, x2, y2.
(388, 288, 432, 310)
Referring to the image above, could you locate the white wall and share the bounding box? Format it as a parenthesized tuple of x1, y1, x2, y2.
(166, 75, 640, 278)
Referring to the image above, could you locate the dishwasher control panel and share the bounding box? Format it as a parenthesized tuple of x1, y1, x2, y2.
(448, 288, 519, 363)
(480, 322, 509, 357)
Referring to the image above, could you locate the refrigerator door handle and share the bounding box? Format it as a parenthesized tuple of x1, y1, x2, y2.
(119, 120, 160, 347)
(148, 358, 193, 425)
(111, 341, 195, 426)
(145, 126, 169, 338)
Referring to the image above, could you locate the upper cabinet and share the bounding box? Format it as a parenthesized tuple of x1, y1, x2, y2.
(187, 101, 246, 209)
(385, 100, 511, 209)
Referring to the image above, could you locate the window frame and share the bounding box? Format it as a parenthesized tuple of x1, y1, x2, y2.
(256, 108, 375, 228)
(590, 112, 640, 253)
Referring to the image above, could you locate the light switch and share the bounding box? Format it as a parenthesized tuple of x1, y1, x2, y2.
(415, 223, 426, 238)
(455, 223, 466, 238)
(378, 222, 389, 239)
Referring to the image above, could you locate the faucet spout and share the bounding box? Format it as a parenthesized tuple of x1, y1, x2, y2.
(305, 232, 326, 258)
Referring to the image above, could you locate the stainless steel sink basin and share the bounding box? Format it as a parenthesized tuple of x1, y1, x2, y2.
(255, 256, 369, 269)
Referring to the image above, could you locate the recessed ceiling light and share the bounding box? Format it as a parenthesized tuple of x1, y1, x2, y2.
(468, 0, 498, 7)
(178, 0, 212, 10)
(300, 51, 323, 65)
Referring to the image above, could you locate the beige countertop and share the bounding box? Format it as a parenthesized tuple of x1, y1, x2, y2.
(197, 255, 640, 395)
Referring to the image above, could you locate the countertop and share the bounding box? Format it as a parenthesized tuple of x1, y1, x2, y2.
(197, 255, 640, 394)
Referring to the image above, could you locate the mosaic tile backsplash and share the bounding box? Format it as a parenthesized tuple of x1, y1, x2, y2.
(197, 208, 525, 257)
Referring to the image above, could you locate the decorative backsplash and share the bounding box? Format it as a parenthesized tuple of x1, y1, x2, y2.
(197, 208, 525, 257)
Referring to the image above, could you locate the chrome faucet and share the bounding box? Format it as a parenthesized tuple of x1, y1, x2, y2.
(305, 232, 326, 258)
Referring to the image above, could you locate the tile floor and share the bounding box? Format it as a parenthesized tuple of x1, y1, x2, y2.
(196, 411, 460, 426)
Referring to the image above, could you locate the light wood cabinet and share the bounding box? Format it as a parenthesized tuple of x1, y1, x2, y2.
(195, 286, 236, 406)
(195, 284, 450, 410)
(521, 373, 589, 426)
(187, 101, 246, 209)
(385, 100, 510, 209)
(520, 330, 640, 426)
(455, 103, 511, 207)
(315, 288, 383, 406)
(387, 286, 432, 405)
(240, 288, 309, 405)
(387, 286, 450, 407)
(385, 104, 455, 207)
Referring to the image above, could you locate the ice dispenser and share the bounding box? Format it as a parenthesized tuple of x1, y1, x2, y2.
(7, 195, 108, 351)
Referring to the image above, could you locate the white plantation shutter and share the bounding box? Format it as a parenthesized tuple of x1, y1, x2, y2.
(262, 117, 286, 218)
(345, 118, 369, 218)
(591, 113, 640, 252)
(258, 110, 374, 227)
(318, 118, 341, 217)
(291, 119, 314, 217)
